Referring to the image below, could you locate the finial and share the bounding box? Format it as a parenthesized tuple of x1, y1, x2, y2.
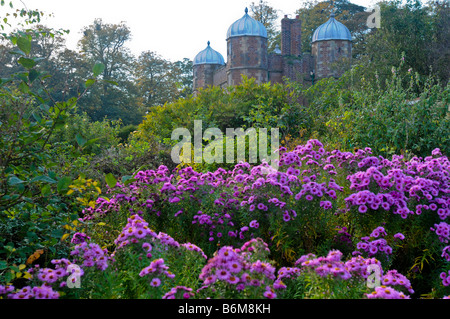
(274, 44, 281, 54)
(245, 7, 248, 14)
(330, 12, 335, 18)
(207, 41, 210, 46)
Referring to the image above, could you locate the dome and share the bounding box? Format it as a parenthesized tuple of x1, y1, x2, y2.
(193, 41, 225, 65)
(312, 13, 352, 43)
(226, 8, 267, 39)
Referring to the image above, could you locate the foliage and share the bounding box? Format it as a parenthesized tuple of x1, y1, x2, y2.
(357, 0, 449, 86)
(139, 76, 307, 145)
(250, 0, 280, 53)
(312, 58, 450, 158)
(0, 1, 108, 287)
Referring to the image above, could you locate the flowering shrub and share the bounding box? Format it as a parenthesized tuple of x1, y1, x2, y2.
(196, 238, 279, 299)
(1, 139, 449, 299)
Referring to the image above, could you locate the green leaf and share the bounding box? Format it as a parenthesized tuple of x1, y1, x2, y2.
(92, 62, 105, 77)
(83, 137, 100, 148)
(57, 176, 72, 193)
(4, 271, 13, 283)
(84, 78, 96, 88)
(51, 229, 63, 239)
(124, 178, 137, 186)
(17, 36, 31, 55)
(18, 80, 30, 93)
(0, 260, 7, 270)
(75, 133, 87, 147)
(28, 69, 40, 82)
(8, 176, 25, 186)
(32, 111, 42, 122)
(102, 79, 118, 86)
(30, 175, 57, 183)
(105, 173, 117, 189)
(8, 48, 25, 56)
(40, 183, 51, 196)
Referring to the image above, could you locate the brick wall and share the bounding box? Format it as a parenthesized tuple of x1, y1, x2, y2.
(281, 15, 302, 57)
(193, 64, 222, 91)
(312, 39, 351, 79)
(213, 65, 228, 88)
(227, 35, 268, 86)
(268, 53, 283, 84)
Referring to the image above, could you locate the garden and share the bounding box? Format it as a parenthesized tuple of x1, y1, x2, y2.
(2, 138, 449, 299)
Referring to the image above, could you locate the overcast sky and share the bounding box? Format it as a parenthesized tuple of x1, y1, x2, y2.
(7, 0, 379, 62)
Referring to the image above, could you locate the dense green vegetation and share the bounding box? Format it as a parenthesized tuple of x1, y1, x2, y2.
(0, 0, 448, 300)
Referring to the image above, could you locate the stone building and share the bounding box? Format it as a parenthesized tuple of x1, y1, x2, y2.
(193, 8, 352, 91)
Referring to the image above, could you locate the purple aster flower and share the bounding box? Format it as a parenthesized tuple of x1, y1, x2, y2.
(216, 268, 231, 281)
(263, 288, 277, 299)
(228, 261, 242, 273)
(249, 220, 259, 228)
(227, 275, 240, 285)
(151, 278, 161, 287)
(394, 233, 405, 240)
(358, 205, 368, 213)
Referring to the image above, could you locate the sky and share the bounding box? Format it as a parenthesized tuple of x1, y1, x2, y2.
(5, 0, 380, 62)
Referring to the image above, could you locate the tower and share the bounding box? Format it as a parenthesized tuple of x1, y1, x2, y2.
(311, 12, 352, 79)
(225, 8, 268, 86)
(193, 41, 225, 91)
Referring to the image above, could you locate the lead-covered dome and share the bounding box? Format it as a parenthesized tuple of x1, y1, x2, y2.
(226, 8, 267, 39)
(312, 13, 352, 43)
(193, 41, 225, 65)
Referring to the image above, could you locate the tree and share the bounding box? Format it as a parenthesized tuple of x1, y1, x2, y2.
(134, 52, 193, 109)
(295, 0, 368, 55)
(359, 0, 449, 86)
(423, 0, 449, 84)
(172, 58, 193, 99)
(78, 18, 132, 81)
(135, 51, 175, 108)
(77, 19, 142, 124)
(250, 0, 280, 53)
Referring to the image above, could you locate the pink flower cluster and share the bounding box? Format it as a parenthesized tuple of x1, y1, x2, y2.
(6, 284, 59, 299)
(441, 246, 450, 261)
(35, 267, 68, 284)
(114, 214, 158, 249)
(431, 222, 450, 243)
(162, 286, 195, 299)
(440, 270, 450, 287)
(296, 250, 352, 280)
(294, 249, 415, 299)
(198, 238, 279, 297)
(70, 242, 109, 271)
(381, 270, 414, 294)
(139, 258, 175, 285)
(366, 285, 410, 299)
(353, 226, 395, 257)
(181, 242, 208, 259)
